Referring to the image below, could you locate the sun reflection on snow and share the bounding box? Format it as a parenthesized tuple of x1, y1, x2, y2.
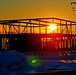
(72, 60, 76, 63)
(60, 60, 76, 63)
(58, 52, 71, 56)
(58, 50, 76, 56)
(60, 60, 67, 63)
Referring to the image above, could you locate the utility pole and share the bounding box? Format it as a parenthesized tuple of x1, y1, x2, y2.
(71, 0, 76, 16)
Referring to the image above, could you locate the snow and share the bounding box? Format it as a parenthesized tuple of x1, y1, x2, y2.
(0, 50, 31, 75)
(0, 50, 76, 74)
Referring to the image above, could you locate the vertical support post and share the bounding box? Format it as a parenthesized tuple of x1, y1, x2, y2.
(60, 20, 62, 33)
(70, 22, 72, 35)
(66, 21, 68, 34)
(3, 24, 4, 34)
(18, 23, 20, 33)
(29, 20, 32, 33)
(66, 21, 68, 48)
(45, 22, 47, 34)
(70, 22, 72, 48)
(63, 37, 65, 48)
(33, 24, 34, 33)
(60, 20, 62, 49)
(3, 24, 7, 34)
(26, 23, 28, 33)
(39, 21, 41, 34)
(9, 22, 11, 34)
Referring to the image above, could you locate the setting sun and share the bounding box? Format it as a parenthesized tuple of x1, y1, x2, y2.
(49, 23, 57, 32)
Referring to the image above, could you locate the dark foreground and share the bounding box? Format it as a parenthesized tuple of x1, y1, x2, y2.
(28, 70, 76, 75)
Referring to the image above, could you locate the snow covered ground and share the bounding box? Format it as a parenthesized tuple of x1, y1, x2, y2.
(0, 50, 76, 75)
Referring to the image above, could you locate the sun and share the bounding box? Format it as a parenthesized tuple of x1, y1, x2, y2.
(49, 23, 57, 32)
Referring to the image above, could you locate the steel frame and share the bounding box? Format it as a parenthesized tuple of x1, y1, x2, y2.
(0, 17, 76, 35)
(0, 17, 76, 51)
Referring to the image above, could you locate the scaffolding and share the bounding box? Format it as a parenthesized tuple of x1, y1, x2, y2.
(0, 17, 76, 52)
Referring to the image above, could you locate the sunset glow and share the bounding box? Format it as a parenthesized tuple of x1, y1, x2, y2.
(49, 24, 57, 32)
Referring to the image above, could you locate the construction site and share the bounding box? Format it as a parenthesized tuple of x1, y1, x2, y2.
(0, 17, 76, 53)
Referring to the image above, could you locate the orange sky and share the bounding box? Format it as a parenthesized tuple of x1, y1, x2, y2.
(0, 0, 76, 21)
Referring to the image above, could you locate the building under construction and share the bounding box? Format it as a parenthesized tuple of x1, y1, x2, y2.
(0, 17, 76, 52)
